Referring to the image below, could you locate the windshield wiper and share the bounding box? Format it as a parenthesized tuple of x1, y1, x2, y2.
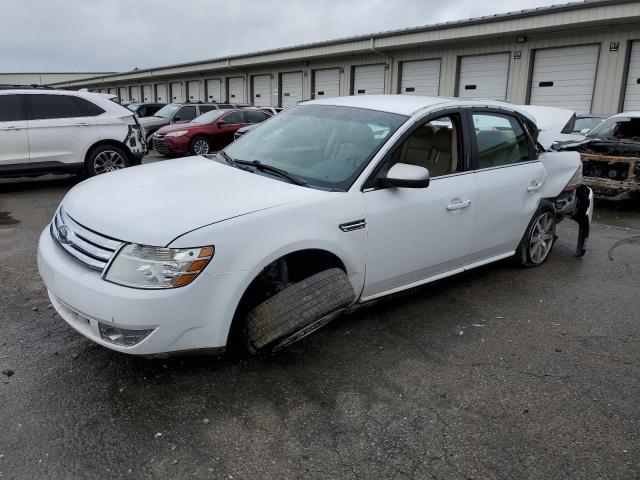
(234, 160, 307, 186)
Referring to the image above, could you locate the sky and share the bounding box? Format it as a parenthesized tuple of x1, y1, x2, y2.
(0, 0, 565, 73)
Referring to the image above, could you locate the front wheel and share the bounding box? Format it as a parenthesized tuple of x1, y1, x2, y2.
(245, 268, 355, 354)
(189, 136, 211, 156)
(86, 145, 130, 177)
(515, 203, 556, 267)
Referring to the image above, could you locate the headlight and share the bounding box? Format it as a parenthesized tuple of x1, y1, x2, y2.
(165, 130, 188, 137)
(104, 244, 214, 289)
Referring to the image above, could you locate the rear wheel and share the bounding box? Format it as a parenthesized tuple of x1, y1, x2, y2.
(86, 145, 130, 177)
(245, 268, 355, 354)
(190, 136, 211, 155)
(515, 203, 556, 267)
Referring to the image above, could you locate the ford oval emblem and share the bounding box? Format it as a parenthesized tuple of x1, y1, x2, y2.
(57, 225, 71, 244)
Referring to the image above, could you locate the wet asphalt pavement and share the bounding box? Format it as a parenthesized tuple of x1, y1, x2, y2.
(0, 159, 639, 479)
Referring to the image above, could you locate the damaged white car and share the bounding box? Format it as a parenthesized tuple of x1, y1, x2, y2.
(37, 95, 593, 356)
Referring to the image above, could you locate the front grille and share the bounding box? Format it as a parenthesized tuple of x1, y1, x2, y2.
(50, 207, 123, 271)
(152, 134, 169, 153)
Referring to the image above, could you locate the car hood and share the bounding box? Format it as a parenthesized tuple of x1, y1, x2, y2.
(157, 122, 201, 134)
(63, 156, 324, 246)
(138, 116, 169, 128)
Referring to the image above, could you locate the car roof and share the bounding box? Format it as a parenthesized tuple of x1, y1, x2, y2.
(611, 111, 640, 118)
(303, 95, 529, 117)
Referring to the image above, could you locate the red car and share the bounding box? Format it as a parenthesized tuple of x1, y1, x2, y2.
(152, 108, 271, 156)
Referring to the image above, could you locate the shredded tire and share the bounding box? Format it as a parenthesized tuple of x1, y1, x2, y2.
(245, 268, 355, 353)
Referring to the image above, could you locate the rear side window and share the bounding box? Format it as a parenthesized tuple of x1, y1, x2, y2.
(0, 94, 26, 122)
(198, 105, 217, 113)
(246, 111, 269, 123)
(471, 113, 531, 169)
(223, 111, 245, 124)
(28, 94, 105, 120)
(175, 106, 197, 122)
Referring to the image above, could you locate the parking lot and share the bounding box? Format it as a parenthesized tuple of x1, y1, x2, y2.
(0, 157, 639, 479)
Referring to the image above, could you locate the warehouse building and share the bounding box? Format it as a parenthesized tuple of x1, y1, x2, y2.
(51, 0, 640, 115)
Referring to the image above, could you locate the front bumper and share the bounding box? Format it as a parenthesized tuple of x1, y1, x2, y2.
(152, 134, 188, 155)
(37, 228, 247, 355)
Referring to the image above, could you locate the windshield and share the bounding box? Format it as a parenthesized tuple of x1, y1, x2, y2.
(192, 110, 226, 124)
(223, 105, 407, 190)
(587, 116, 640, 141)
(154, 104, 180, 119)
(574, 116, 604, 133)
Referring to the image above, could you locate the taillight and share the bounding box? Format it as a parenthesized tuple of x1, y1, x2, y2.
(563, 164, 583, 192)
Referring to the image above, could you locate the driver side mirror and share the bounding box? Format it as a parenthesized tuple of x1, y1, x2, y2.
(215, 120, 226, 127)
(580, 128, 590, 135)
(380, 163, 430, 189)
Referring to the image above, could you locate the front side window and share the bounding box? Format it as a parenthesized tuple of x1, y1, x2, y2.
(224, 104, 407, 190)
(28, 94, 102, 120)
(472, 113, 530, 169)
(198, 105, 217, 114)
(0, 94, 26, 122)
(175, 106, 197, 122)
(223, 111, 245, 124)
(246, 111, 269, 124)
(388, 115, 462, 177)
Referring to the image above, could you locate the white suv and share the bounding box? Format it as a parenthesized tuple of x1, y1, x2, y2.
(37, 95, 593, 357)
(0, 87, 146, 177)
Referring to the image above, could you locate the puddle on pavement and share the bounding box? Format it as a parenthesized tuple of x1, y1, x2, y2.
(0, 211, 19, 228)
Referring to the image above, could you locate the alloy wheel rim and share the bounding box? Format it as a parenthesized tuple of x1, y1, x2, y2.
(193, 139, 210, 155)
(94, 150, 125, 174)
(529, 212, 555, 264)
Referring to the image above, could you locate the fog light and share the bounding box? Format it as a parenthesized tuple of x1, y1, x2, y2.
(98, 323, 153, 346)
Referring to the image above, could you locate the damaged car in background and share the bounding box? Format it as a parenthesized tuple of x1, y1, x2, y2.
(38, 95, 592, 357)
(555, 112, 640, 201)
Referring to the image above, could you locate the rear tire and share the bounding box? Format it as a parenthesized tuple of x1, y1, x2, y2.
(86, 144, 130, 177)
(515, 202, 557, 267)
(245, 268, 355, 354)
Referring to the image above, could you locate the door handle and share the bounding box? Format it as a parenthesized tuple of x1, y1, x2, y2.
(527, 182, 543, 192)
(446, 199, 471, 211)
(0, 126, 22, 131)
(75, 122, 90, 126)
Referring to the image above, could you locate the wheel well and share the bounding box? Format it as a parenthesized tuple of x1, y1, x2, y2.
(84, 140, 133, 170)
(227, 249, 347, 346)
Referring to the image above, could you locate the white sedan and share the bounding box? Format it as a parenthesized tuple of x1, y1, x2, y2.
(37, 95, 593, 356)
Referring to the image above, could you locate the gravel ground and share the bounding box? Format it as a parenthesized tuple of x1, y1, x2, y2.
(0, 165, 639, 479)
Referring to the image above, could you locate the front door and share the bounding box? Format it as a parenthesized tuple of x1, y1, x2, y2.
(362, 112, 477, 299)
(466, 110, 546, 260)
(0, 94, 29, 166)
(214, 111, 248, 149)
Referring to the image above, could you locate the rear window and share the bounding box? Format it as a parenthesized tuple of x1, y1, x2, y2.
(0, 94, 26, 122)
(28, 94, 105, 120)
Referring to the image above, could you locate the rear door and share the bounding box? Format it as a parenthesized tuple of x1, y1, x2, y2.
(26, 93, 101, 166)
(466, 109, 545, 261)
(0, 93, 29, 166)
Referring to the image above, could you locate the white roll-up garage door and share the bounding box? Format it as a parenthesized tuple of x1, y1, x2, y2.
(400, 59, 441, 96)
(206, 79, 222, 102)
(187, 81, 202, 102)
(155, 84, 167, 102)
(353, 64, 386, 95)
(130, 86, 140, 102)
(458, 53, 510, 100)
(108, 88, 116, 95)
(313, 68, 340, 99)
(281, 72, 303, 107)
(228, 77, 245, 103)
(623, 41, 640, 111)
(529, 45, 599, 114)
(252, 75, 272, 106)
(170, 82, 184, 103)
(142, 85, 153, 102)
(118, 87, 129, 102)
